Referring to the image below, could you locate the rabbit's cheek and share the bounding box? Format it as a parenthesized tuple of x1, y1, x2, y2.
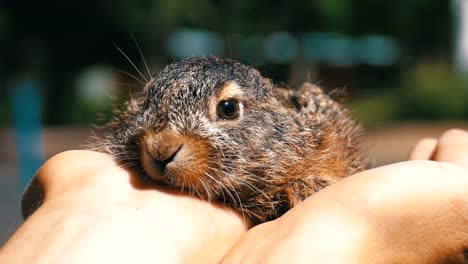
(141, 136, 220, 195)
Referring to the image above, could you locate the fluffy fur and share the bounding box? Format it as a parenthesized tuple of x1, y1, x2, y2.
(93, 56, 366, 223)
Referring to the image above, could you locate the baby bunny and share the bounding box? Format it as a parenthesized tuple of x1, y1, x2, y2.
(93, 56, 366, 223)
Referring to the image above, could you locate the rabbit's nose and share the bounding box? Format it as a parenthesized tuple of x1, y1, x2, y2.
(148, 143, 183, 175)
(145, 129, 184, 163)
(142, 130, 188, 181)
(153, 142, 183, 162)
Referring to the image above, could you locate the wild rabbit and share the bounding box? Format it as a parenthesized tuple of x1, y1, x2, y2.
(94, 56, 366, 223)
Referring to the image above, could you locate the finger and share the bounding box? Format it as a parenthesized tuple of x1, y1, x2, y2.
(409, 138, 438, 160)
(432, 129, 468, 167)
(21, 150, 114, 220)
(34, 150, 114, 192)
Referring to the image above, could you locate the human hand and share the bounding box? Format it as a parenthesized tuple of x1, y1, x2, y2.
(1, 150, 249, 264)
(2, 130, 467, 264)
(222, 129, 468, 263)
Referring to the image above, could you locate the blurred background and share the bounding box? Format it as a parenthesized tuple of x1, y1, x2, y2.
(1, 0, 467, 244)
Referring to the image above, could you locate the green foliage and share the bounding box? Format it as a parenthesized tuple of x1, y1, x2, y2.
(350, 93, 401, 127)
(315, 0, 351, 31)
(352, 62, 468, 126)
(0, 97, 12, 127)
(0, 0, 457, 125)
(65, 96, 116, 125)
(400, 63, 468, 119)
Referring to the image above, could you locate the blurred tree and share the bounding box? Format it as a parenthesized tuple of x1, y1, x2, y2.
(401, 63, 468, 119)
(0, 0, 457, 125)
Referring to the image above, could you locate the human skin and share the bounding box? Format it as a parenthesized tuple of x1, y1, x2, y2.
(0, 151, 250, 264)
(1, 129, 467, 263)
(222, 129, 468, 263)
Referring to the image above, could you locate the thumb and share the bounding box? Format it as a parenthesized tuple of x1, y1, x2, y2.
(432, 129, 468, 169)
(21, 150, 114, 219)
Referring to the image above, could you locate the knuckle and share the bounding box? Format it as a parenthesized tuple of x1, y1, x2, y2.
(439, 129, 468, 143)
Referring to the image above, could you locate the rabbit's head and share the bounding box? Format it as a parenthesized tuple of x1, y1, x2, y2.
(97, 56, 365, 222)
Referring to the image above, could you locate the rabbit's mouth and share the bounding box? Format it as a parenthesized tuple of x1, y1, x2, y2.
(140, 133, 219, 197)
(141, 144, 183, 184)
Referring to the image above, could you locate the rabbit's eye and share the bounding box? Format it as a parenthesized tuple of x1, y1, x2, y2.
(216, 100, 240, 120)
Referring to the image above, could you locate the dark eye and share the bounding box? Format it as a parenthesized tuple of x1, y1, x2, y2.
(216, 100, 240, 120)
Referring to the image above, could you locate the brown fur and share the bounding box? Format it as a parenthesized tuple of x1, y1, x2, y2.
(91, 56, 366, 224)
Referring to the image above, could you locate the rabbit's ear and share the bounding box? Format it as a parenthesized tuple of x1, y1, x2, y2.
(273, 82, 332, 114)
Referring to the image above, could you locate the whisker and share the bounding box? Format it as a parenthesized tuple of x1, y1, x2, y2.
(198, 178, 212, 202)
(230, 185, 247, 223)
(203, 171, 222, 191)
(114, 82, 139, 88)
(113, 43, 148, 82)
(204, 171, 228, 202)
(130, 32, 153, 80)
(112, 69, 146, 85)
